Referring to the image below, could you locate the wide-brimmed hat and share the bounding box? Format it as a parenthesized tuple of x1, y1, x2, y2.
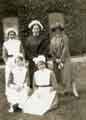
(51, 22, 64, 31)
(33, 55, 46, 65)
(28, 20, 44, 30)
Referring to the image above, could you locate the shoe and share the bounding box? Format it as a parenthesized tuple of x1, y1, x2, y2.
(8, 107, 13, 112)
(15, 107, 22, 112)
(13, 104, 22, 112)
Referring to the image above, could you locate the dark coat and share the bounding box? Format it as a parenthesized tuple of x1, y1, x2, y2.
(25, 34, 49, 60)
(24, 33, 49, 88)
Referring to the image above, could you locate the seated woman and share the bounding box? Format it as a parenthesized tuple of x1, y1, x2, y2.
(23, 55, 58, 115)
(6, 53, 30, 112)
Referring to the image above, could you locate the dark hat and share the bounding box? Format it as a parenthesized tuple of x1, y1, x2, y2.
(51, 22, 64, 31)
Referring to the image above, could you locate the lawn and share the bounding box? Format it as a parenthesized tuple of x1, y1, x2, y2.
(0, 66, 86, 120)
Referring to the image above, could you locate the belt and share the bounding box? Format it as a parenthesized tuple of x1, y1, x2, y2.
(35, 85, 51, 87)
(7, 55, 13, 57)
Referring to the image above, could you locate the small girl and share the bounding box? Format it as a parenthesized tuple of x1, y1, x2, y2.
(23, 55, 58, 115)
(6, 53, 30, 112)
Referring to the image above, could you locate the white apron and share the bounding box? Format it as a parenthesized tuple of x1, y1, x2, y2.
(6, 66, 29, 108)
(4, 39, 21, 95)
(23, 68, 57, 115)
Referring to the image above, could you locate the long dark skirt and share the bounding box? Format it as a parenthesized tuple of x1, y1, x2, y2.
(29, 60, 37, 88)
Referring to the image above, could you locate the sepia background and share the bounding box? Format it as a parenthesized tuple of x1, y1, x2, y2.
(0, 0, 86, 120)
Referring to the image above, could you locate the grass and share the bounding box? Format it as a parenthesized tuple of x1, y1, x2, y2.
(0, 67, 86, 120)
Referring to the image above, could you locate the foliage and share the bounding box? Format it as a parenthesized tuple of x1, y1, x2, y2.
(0, 0, 86, 56)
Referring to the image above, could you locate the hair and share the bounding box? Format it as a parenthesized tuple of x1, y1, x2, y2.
(8, 30, 16, 37)
(32, 24, 41, 31)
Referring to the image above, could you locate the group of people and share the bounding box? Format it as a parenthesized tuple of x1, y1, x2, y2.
(2, 19, 79, 115)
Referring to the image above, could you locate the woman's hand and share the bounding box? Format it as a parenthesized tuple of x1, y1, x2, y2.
(56, 58, 61, 64)
(25, 61, 29, 67)
(58, 62, 64, 70)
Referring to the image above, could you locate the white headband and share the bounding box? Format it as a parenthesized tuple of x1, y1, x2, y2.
(33, 55, 46, 64)
(6, 28, 18, 35)
(28, 20, 44, 30)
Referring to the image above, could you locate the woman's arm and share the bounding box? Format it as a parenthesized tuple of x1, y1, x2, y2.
(33, 72, 38, 91)
(24, 68, 30, 87)
(20, 42, 25, 58)
(7, 72, 14, 87)
(50, 71, 58, 90)
(2, 44, 8, 63)
(50, 39, 57, 61)
(24, 68, 32, 95)
(61, 34, 69, 63)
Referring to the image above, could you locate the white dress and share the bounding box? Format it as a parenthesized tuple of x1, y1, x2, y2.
(23, 68, 58, 115)
(6, 65, 29, 108)
(3, 39, 22, 95)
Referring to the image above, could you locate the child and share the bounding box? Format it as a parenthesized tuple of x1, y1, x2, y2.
(23, 55, 58, 115)
(6, 53, 30, 112)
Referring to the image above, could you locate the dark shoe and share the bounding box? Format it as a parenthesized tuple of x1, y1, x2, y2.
(15, 107, 22, 112)
(13, 104, 22, 112)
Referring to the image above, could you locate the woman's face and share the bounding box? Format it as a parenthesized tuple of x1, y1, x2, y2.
(55, 28, 62, 35)
(8, 31, 16, 40)
(32, 24, 40, 36)
(37, 62, 46, 70)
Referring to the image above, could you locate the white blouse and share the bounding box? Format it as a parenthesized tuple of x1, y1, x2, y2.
(3, 39, 21, 56)
(10, 66, 27, 86)
(34, 68, 51, 86)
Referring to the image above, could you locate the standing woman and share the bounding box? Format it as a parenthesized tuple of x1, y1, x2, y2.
(50, 23, 79, 98)
(2, 29, 24, 96)
(25, 20, 49, 88)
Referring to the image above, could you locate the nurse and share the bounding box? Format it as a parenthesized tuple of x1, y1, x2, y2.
(2, 29, 24, 96)
(23, 55, 58, 115)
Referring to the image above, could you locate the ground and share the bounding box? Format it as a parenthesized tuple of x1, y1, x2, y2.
(0, 92, 86, 120)
(0, 66, 86, 120)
